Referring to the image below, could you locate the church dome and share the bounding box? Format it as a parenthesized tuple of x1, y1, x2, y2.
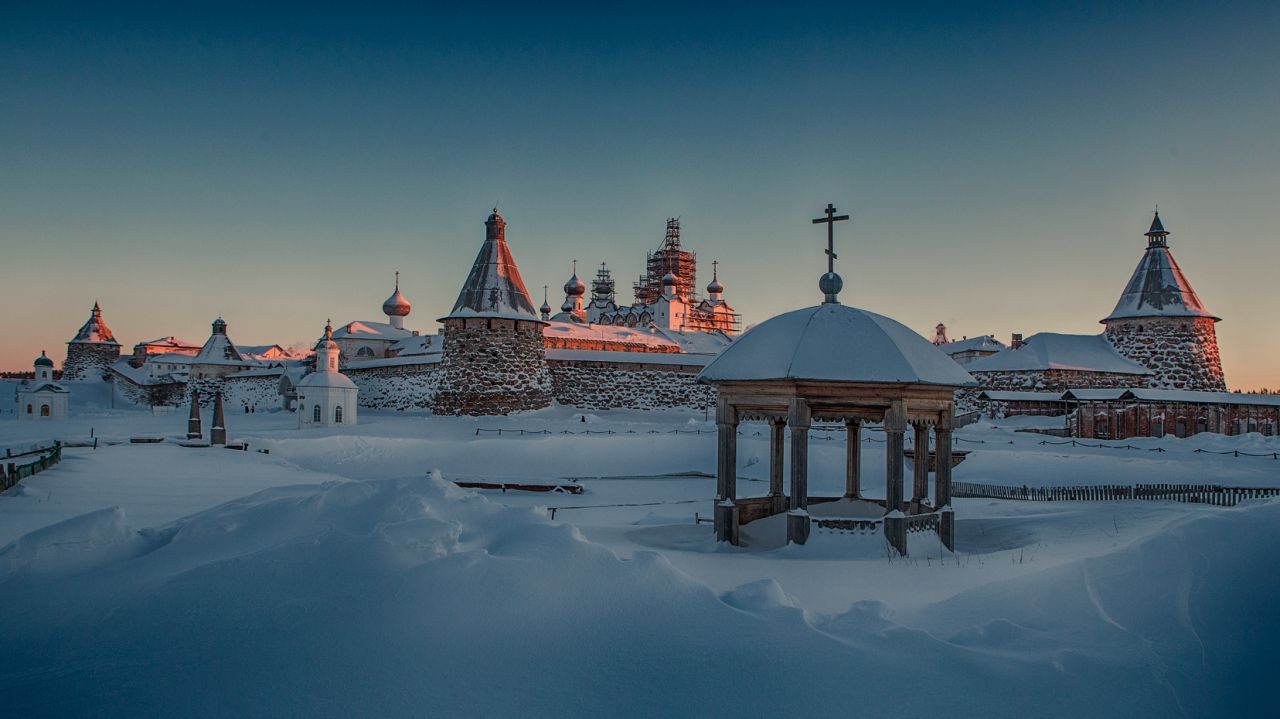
(698, 303, 976, 387)
(563, 273, 586, 297)
(540, 299, 552, 315)
(314, 321, 339, 352)
(383, 287, 412, 317)
(707, 276, 724, 294)
(662, 272, 678, 287)
(34, 351, 53, 368)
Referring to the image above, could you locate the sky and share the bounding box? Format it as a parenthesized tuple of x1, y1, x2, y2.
(2, 2, 1278, 388)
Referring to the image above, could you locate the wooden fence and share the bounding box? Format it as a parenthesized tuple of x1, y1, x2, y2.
(2, 442, 63, 491)
(952, 480, 1280, 507)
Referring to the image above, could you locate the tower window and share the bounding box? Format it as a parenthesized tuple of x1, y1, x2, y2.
(313, 405, 321, 423)
(26, 404, 33, 414)
(335, 405, 343, 423)
(41, 404, 50, 417)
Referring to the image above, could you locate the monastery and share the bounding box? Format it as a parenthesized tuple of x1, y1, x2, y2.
(39, 206, 1279, 437)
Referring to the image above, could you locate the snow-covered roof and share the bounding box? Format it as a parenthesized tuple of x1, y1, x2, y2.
(136, 337, 199, 350)
(389, 333, 440, 356)
(333, 320, 412, 342)
(544, 321, 680, 349)
(109, 359, 181, 386)
(69, 302, 118, 345)
(192, 334, 255, 366)
(1102, 221, 1218, 321)
(345, 354, 442, 369)
(967, 333, 1151, 375)
(225, 367, 287, 379)
(1122, 388, 1280, 407)
(17, 381, 68, 395)
(442, 209, 541, 321)
(698, 304, 976, 386)
(240, 344, 308, 361)
(1061, 388, 1129, 401)
(146, 352, 195, 364)
(940, 335, 1005, 355)
(297, 370, 357, 390)
(978, 390, 1067, 402)
(545, 349, 717, 367)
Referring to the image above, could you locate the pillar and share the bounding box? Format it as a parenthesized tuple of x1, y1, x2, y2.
(210, 391, 227, 446)
(714, 399, 739, 544)
(912, 422, 930, 505)
(883, 400, 908, 555)
(769, 418, 786, 514)
(844, 419, 861, 499)
(787, 398, 811, 545)
(187, 390, 203, 440)
(935, 409, 955, 551)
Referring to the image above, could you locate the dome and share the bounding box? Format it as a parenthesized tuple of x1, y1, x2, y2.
(698, 303, 976, 386)
(34, 351, 53, 368)
(540, 300, 552, 315)
(563, 273, 586, 296)
(707, 277, 724, 294)
(382, 287, 412, 317)
(314, 321, 339, 352)
(211, 317, 227, 335)
(297, 370, 357, 390)
(662, 272, 678, 286)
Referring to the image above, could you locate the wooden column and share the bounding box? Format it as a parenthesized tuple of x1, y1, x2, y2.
(787, 398, 812, 545)
(911, 422, 929, 506)
(769, 418, 786, 514)
(935, 409, 955, 551)
(884, 400, 906, 513)
(844, 418, 862, 499)
(714, 399, 739, 543)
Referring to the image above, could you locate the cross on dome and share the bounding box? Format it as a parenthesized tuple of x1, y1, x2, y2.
(811, 202, 850, 303)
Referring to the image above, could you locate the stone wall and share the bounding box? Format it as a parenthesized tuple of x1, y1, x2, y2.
(113, 375, 186, 408)
(1104, 317, 1226, 391)
(433, 318, 552, 416)
(548, 360, 713, 411)
(969, 369, 1146, 393)
(223, 375, 284, 412)
(346, 363, 442, 410)
(543, 336, 680, 353)
(63, 343, 120, 382)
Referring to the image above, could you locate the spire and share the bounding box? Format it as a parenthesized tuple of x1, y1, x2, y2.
(70, 301, 118, 345)
(443, 208, 540, 321)
(1103, 210, 1218, 323)
(1145, 207, 1169, 248)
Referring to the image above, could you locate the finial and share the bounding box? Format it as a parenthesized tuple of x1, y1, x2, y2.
(543, 285, 549, 302)
(394, 271, 400, 290)
(572, 259, 578, 275)
(712, 260, 719, 280)
(812, 202, 851, 304)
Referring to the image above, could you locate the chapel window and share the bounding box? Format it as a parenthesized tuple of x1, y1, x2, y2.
(335, 405, 343, 423)
(313, 405, 321, 423)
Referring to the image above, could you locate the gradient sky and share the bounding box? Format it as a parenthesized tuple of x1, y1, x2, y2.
(3, 2, 1278, 388)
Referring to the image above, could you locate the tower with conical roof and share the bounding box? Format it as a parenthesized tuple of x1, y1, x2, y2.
(63, 301, 121, 381)
(1101, 210, 1226, 390)
(433, 208, 551, 415)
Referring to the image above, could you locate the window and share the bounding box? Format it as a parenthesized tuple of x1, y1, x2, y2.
(335, 405, 343, 423)
(329, 358, 336, 370)
(356, 346, 375, 357)
(40, 404, 50, 417)
(313, 405, 321, 423)
(26, 404, 33, 414)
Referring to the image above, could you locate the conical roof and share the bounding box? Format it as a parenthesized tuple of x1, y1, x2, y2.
(69, 301, 118, 345)
(1103, 216, 1218, 322)
(441, 209, 541, 321)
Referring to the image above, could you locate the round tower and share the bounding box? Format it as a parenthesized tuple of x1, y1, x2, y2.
(1101, 210, 1226, 391)
(64, 301, 121, 381)
(434, 208, 551, 415)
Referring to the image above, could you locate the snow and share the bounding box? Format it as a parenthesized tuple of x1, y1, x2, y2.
(296, 369, 357, 389)
(978, 390, 1065, 402)
(443, 225, 541, 321)
(698, 303, 976, 386)
(545, 348, 716, 366)
(940, 334, 1005, 354)
(0, 407, 1276, 715)
(968, 332, 1151, 374)
(344, 353, 442, 369)
(1103, 245, 1219, 321)
(332, 320, 411, 341)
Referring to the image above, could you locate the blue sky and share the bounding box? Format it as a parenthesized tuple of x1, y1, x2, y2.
(3, 2, 1278, 387)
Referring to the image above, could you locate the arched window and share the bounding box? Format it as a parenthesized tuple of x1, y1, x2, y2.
(335, 405, 343, 423)
(313, 405, 321, 423)
(40, 404, 50, 417)
(26, 404, 33, 414)
(356, 346, 375, 357)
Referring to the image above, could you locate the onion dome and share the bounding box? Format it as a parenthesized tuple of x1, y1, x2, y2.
(383, 272, 412, 317)
(561, 298, 576, 313)
(564, 273, 586, 297)
(540, 299, 552, 315)
(34, 350, 53, 368)
(662, 272, 678, 287)
(314, 320, 338, 352)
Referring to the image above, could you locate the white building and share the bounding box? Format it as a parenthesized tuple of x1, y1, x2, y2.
(16, 352, 70, 421)
(296, 322, 358, 428)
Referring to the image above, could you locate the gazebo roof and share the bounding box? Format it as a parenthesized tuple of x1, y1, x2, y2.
(698, 303, 976, 387)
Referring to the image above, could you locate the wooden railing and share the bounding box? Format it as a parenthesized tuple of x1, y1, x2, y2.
(952, 480, 1280, 507)
(2, 442, 62, 491)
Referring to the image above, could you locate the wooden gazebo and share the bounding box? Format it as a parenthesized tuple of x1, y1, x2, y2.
(696, 206, 975, 554)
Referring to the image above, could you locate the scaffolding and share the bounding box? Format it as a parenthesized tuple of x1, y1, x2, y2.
(633, 218, 698, 305)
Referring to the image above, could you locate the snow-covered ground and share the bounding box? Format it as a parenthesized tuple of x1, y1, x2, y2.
(2, 399, 1277, 717)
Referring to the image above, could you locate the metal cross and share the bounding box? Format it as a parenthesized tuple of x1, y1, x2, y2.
(811, 203, 850, 274)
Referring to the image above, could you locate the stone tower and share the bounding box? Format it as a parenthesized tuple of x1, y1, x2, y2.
(64, 302, 121, 381)
(1101, 211, 1226, 391)
(433, 208, 552, 415)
